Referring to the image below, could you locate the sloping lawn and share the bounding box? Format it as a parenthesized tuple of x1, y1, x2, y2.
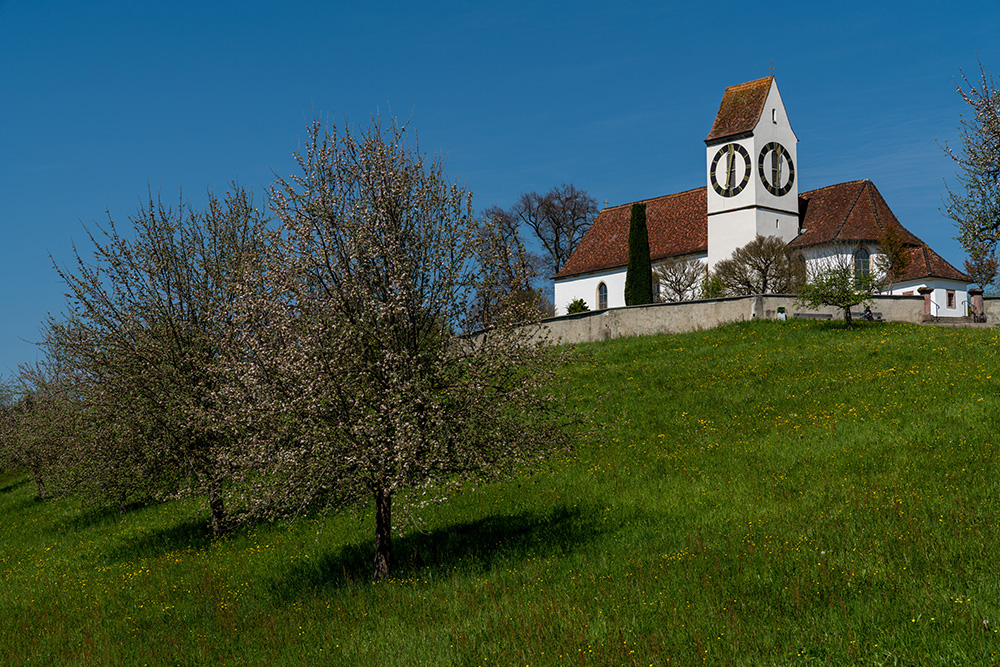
(2, 320, 998, 665)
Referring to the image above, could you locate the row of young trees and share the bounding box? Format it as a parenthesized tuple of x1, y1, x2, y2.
(0, 117, 572, 578)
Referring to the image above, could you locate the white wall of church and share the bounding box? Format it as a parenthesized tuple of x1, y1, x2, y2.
(553, 254, 709, 315)
(707, 208, 752, 267)
(801, 245, 970, 318)
(800, 244, 866, 268)
(554, 249, 969, 318)
(553, 268, 627, 315)
(708, 214, 799, 267)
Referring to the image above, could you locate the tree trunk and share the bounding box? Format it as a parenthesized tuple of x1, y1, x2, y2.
(844, 307, 854, 330)
(32, 471, 47, 500)
(373, 486, 393, 579)
(208, 480, 226, 536)
(30, 459, 47, 500)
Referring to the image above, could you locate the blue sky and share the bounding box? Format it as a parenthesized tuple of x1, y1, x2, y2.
(2, 0, 999, 375)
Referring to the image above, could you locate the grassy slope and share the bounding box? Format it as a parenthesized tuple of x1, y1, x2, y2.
(1, 320, 999, 666)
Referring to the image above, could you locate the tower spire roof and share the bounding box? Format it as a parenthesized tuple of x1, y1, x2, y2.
(705, 76, 774, 144)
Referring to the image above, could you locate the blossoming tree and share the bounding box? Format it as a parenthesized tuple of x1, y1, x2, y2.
(53, 185, 274, 533)
(250, 116, 570, 578)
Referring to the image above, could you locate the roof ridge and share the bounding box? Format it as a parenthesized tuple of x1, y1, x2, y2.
(799, 179, 869, 196)
(831, 181, 866, 240)
(864, 181, 925, 247)
(865, 181, 883, 232)
(725, 75, 774, 91)
(600, 186, 704, 212)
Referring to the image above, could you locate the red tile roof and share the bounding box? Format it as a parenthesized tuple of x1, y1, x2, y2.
(789, 180, 923, 248)
(555, 179, 969, 284)
(898, 244, 971, 282)
(705, 76, 773, 143)
(554, 188, 706, 279)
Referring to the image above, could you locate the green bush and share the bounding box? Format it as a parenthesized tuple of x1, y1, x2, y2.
(566, 298, 590, 314)
(701, 273, 725, 299)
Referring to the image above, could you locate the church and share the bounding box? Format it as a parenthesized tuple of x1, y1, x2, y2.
(552, 76, 970, 317)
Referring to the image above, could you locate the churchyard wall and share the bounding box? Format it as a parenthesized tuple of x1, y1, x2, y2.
(527, 294, 964, 345)
(983, 297, 1000, 325)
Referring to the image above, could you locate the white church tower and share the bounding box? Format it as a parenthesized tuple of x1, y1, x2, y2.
(705, 76, 799, 268)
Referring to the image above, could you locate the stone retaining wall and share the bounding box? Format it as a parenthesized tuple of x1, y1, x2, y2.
(527, 294, 942, 345)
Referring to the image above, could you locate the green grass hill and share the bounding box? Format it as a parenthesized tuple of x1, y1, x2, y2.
(2, 320, 998, 665)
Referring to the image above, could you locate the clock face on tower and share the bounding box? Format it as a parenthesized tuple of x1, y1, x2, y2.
(709, 143, 751, 197)
(758, 142, 795, 196)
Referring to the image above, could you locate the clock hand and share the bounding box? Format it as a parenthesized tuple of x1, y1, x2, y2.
(771, 147, 781, 189)
(725, 144, 735, 191)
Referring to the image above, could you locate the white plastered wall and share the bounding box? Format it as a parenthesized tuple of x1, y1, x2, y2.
(553, 267, 627, 315)
(553, 254, 708, 315)
(801, 245, 969, 318)
(885, 280, 969, 317)
(706, 80, 799, 268)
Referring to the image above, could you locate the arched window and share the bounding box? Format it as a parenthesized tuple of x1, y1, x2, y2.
(597, 282, 608, 310)
(854, 247, 870, 277)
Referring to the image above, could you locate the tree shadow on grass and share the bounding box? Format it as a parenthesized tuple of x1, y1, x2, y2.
(266, 502, 601, 603)
(98, 517, 217, 564)
(0, 477, 28, 495)
(58, 498, 167, 532)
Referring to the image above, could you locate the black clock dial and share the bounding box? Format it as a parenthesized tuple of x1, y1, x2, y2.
(758, 142, 795, 196)
(710, 143, 751, 197)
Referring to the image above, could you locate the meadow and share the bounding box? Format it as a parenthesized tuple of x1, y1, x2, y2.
(1, 319, 998, 666)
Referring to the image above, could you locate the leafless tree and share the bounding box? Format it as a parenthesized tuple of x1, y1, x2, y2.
(713, 235, 804, 296)
(653, 257, 705, 302)
(513, 184, 598, 276)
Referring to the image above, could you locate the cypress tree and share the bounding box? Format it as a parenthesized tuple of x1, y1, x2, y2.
(624, 202, 653, 305)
